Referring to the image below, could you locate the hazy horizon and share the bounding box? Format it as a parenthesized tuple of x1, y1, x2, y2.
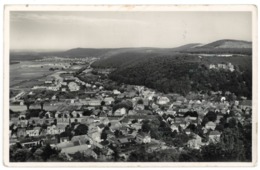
(10, 11, 252, 50)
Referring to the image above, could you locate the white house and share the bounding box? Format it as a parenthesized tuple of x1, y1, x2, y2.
(114, 108, 127, 116)
(157, 96, 170, 105)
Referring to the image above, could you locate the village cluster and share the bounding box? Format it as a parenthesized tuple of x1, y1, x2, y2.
(9, 58, 252, 161)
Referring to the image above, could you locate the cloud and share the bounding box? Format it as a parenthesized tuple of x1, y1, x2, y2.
(10, 12, 149, 26)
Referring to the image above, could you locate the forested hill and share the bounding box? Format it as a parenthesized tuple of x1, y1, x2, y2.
(92, 40, 252, 99)
(107, 55, 251, 99)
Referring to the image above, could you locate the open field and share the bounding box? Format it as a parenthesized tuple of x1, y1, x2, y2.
(10, 61, 62, 87)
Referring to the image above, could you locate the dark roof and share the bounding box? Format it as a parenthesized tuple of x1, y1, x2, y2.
(98, 124, 105, 128)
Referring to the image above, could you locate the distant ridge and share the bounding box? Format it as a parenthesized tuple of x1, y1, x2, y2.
(10, 39, 252, 61)
(197, 39, 252, 49)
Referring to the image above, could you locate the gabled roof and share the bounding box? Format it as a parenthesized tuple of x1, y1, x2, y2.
(206, 121, 216, 126)
(209, 130, 221, 136)
(61, 144, 90, 154)
(118, 138, 129, 144)
(136, 132, 150, 138)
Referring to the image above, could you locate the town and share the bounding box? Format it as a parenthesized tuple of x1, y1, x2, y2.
(9, 56, 252, 162)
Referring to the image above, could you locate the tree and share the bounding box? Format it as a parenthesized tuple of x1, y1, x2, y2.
(101, 132, 108, 141)
(219, 128, 246, 161)
(41, 144, 59, 161)
(32, 149, 44, 161)
(40, 101, 45, 111)
(141, 120, 151, 133)
(179, 149, 202, 162)
(83, 109, 92, 116)
(24, 96, 34, 111)
(74, 124, 88, 136)
(201, 143, 225, 161)
(10, 149, 31, 162)
(101, 101, 106, 106)
(114, 130, 121, 138)
(137, 99, 144, 105)
(205, 111, 217, 122)
(172, 134, 189, 147)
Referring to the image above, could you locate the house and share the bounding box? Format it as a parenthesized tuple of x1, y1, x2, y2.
(64, 75, 76, 81)
(143, 99, 150, 106)
(17, 128, 27, 138)
(124, 134, 135, 143)
(216, 115, 224, 124)
(130, 123, 142, 131)
(51, 95, 56, 100)
(18, 113, 26, 120)
(100, 117, 110, 125)
(185, 129, 191, 135)
(205, 121, 216, 130)
(157, 96, 170, 105)
(61, 144, 91, 154)
(45, 78, 54, 84)
(104, 97, 115, 105)
(71, 111, 83, 118)
(88, 130, 102, 143)
(117, 94, 125, 99)
(97, 124, 106, 132)
(209, 130, 221, 143)
(71, 135, 92, 145)
(135, 132, 151, 144)
(178, 108, 189, 113)
(174, 117, 185, 124)
(47, 125, 65, 135)
(179, 123, 186, 129)
(18, 119, 29, 128)
(114, 108, 127, 116)
(56, 124, 67, 133)
(185, 115, 198, 123)
(113, 90, 121, 95)
(166, 110, 176, 116)
(110, 121, 122, 132)
(120, 126, 130, 135)
(45, 111, 52, 118)
(126, 91, 137, 98)
(187, 135, 203, 149)
(26, 127, 41, 137)
(170, 124, 179, 132)
(55, 111, 62, 118)
(81, 117, 95, 125)
(44, 136, 59, 147)
(20, 138, 42, 148)
(172, 101, 182, 107)
(151, 103, 159, 110)
(128, 110, 137, 115)
(118, 137, 129, 147)
(88, 99, 101, 106)
(135, 104, 144, 110)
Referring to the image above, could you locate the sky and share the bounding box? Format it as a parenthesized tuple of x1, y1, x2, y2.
(10, 11, 252, 50)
